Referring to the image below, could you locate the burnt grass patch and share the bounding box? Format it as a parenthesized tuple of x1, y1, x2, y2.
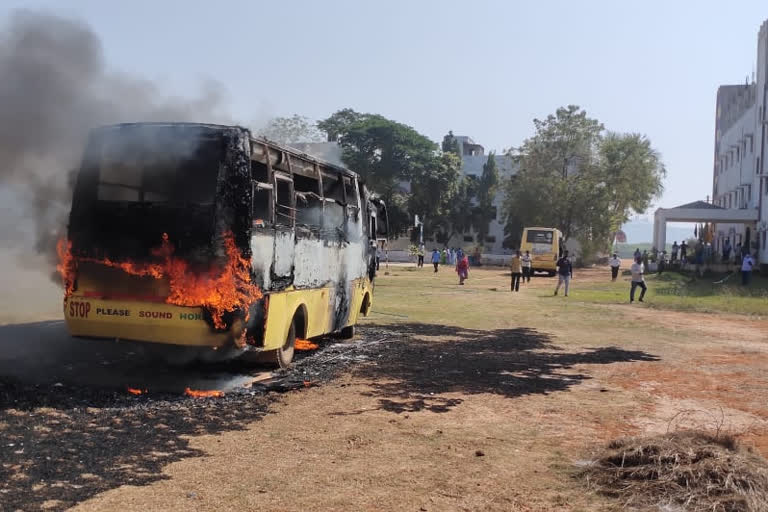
(0, 380, 272, 511)
(349, 323, 659, 414)
(0, 326, 389, 511)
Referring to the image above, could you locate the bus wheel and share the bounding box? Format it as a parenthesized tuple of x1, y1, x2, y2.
(338, 325, 355, 339)
(257, 321, 296, 369)
(547, 271, 556, 277)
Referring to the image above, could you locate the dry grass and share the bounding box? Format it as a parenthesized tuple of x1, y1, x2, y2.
(583, 431, 768, 511)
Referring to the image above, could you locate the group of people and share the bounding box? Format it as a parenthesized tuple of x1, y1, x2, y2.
(418, 246, 472, 284)
(417, 244, 463, 270)
(509, 250, 533, 291)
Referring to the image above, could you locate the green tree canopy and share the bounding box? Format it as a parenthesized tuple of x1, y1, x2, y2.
(473, 152, 499, 246)
(503, 105, 665, 260)
(320, 109, 458, 236)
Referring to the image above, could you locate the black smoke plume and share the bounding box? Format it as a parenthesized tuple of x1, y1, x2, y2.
(0, 9, 230, 270)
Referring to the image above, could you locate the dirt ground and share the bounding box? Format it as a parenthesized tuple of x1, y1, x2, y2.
(2, 263, 768, 511)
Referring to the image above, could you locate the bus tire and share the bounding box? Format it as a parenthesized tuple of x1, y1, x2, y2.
(547, 271, 556, 277)
(257, 320, 296, 369)
(338, 325, 355, 339)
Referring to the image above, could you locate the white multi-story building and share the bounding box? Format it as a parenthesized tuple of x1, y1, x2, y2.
(451, 136, 519, 254)
(712, 18, 768, 267)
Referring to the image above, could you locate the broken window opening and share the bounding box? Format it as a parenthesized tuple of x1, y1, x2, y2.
(321, 172, 345, 229)
(251, 161, 269, 183)
(275, 176, 295, 226)
(96, 131, 222, 205)
(296, 192, 323, 227)
(252, 182, 273, 227)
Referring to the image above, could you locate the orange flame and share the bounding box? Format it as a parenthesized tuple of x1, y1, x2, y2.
(57, 238, 75, 296)
(295, 338, 318, 351)
(57, 232, 262, 329)
(127, 387, 146, 395)
(184, 387, 223, 398)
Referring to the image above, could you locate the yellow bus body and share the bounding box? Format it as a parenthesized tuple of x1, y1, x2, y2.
(520, 227, 562, 274)
(65, 278, 373, 351)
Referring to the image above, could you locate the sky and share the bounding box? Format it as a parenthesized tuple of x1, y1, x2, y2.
(2, 0, 768, 214)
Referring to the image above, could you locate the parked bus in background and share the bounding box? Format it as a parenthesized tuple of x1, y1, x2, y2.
(61, 123, 388, 367)
(520, 227, 563, 276)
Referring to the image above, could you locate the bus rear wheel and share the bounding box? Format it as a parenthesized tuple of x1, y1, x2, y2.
(257, 320, 296, 369)
(337, 325, 355, 339)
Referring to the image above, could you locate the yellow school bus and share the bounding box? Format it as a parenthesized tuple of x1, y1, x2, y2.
(61, 123, 388, 367)
(520, 227, 562, 276)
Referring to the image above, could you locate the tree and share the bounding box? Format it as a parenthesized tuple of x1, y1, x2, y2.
(503, 105, 664, 261)
(409, 152, 463, 243)
(317, 108, 364, 142)
(319, 109, 440, 236)
(595, 132, 665, 242)
(260, 114, 326, 144)
(441, 130, 460, 156)
(445, 175, 478, 243)
(473, 152, 499, 247)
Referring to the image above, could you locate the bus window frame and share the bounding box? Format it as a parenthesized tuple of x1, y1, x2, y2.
(274, 172, 295, 227)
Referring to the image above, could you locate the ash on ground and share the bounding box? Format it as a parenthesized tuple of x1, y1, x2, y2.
(0, 326, 392, 511)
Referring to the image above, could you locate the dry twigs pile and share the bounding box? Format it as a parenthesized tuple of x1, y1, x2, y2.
(582, 431, 768, 511)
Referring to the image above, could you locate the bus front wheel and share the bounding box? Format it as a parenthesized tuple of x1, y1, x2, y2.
(258, 320, 296, 369)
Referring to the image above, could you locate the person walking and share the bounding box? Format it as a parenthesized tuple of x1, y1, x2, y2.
(375, 242, 381, 271)
(608, 253, 621, 281)
(521, 250, 532, 283)
(630, 255, 647, 303)
(553, 250, 573, 297)
(722, 238, 732, 263)
(741, 252, 755, 285)
(671, 241, 679, 262)
(417, 243, 425, 268)
(633, 248, 641, 261)
(641, 250, 650, 273)
(658, 251, 666, 275)
(510, 250, 523, 292)
(680, 241, 688, 264)
(456, 252, 469, 285)
(431, 249, 441, 273)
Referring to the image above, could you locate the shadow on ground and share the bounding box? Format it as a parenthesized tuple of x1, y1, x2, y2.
(351, 323, 659, 414)
(0, 379, 271, 511)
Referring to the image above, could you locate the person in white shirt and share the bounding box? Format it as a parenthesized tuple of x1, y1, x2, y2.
(608, 253, 621, 281)
(521, 250, 532, 282)
(630, 256, 646, 303)
(741, 253, 755, 286)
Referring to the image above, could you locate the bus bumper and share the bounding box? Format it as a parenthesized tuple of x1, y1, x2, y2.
(64, 296, 231, 347)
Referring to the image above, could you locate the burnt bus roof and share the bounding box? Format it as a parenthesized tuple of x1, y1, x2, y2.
(90, 122, 361, 181)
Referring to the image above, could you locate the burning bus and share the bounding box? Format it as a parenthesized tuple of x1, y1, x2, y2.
(59, 123, 388, 367)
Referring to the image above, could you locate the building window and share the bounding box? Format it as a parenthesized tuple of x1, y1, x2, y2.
(463, 235, 473, 242)
(485, 236, 496, 243)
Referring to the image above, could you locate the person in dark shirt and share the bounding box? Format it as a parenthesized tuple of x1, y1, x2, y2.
(553, 250, 573, 297)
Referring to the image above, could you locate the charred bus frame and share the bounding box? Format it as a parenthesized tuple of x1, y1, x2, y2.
(64, 123, 388, 367)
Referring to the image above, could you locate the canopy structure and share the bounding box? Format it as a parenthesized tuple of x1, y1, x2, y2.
(652, 201, 758, 250)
